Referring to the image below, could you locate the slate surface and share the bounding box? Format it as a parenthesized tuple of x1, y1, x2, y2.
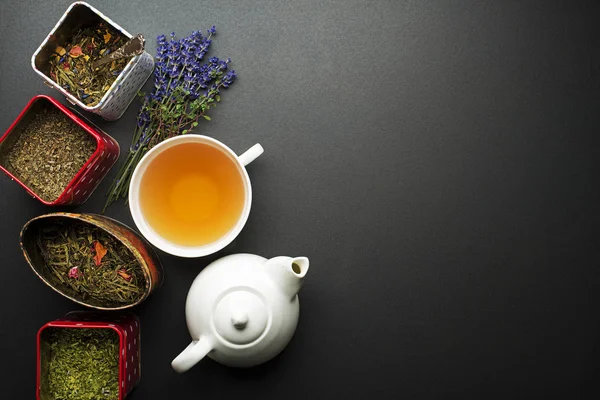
(0, 1, 599, 398)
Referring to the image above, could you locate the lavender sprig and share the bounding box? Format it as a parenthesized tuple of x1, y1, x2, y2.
(103, 27, 236, 212)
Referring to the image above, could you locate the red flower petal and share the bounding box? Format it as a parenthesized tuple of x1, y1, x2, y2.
(117, 269, 132, 281)
(93, 241, 108, 266)
(69, 46, 83, 58)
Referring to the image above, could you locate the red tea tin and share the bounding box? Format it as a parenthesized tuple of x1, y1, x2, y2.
(37, 311, 141, 400)
(0, 95, 120, 205)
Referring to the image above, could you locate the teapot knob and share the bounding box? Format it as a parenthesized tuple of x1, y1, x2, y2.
(213, 290, 268, 344)
(231, 312, 248, 330)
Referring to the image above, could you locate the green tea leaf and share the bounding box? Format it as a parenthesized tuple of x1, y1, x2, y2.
(48, 23, 131, 107)
(36, 220, 144, 308)
(0, 107, 96, 202)
(47, 328, 120, 400)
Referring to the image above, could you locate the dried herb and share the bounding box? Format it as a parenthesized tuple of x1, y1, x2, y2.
(49, 22, 131, 107)
(36, 220, 145, 308)
(46, 328, 119, 400)
(103, 28, 237, 211)
(0, 107, 96, 202)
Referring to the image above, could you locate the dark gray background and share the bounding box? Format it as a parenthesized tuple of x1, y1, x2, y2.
(1, 0, 599, 398)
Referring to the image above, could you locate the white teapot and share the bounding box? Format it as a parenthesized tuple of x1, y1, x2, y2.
(171, 253, 309, 371)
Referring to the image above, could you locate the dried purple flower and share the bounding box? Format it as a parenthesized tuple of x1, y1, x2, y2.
(104, 27, 237, 211)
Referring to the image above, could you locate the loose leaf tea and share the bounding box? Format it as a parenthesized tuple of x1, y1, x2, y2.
(49, 22, 131, 107)
(46, 328, 119, 400)
(36, 220, 145, 307)
(0, 107, 96, 202)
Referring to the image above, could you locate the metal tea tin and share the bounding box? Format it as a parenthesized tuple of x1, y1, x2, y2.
(31, 2, 154, 121)
(21, 212, 164, 310)
(0, 95, 119, 206)
(37, 311, 141, 400)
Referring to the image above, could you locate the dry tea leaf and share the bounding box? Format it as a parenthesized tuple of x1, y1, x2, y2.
(48, 22, 131, 106)
(0, 107, 96, 201)
(47, 328, 119, 400)
(36, 220, 144, 307)
(93, 240, 108, 265)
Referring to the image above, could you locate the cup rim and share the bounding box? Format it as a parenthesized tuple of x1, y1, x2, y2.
(128, 135, 252, 258)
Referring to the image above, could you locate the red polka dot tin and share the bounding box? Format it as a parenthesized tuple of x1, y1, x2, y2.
(0, 95, 120, 206)
(37, 311, 142, 400)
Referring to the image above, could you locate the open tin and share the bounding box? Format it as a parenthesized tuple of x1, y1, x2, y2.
(21, 212, 164, 310)
(31, 1, 154, 121)
(37, 311, 141, 400)
(0, 95, 119, 205)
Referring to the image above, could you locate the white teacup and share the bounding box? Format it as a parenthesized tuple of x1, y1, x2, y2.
(129, 135, 263, 258)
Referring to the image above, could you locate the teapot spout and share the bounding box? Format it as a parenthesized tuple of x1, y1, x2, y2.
(265, 256, 309, 300)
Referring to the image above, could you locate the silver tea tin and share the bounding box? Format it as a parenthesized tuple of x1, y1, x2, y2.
(31, 2, 154, 121)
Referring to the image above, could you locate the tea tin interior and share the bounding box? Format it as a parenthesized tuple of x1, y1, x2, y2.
(30, 2, 153, 120)
(37, 311, 141, 400)
(20, 212, 164, 310)
(0, 95, 120, 205)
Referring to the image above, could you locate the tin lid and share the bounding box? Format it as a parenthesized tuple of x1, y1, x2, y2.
(212, 290, 269, 345)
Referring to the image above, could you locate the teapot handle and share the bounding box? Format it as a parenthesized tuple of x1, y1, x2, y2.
(171, 336, 213, 373)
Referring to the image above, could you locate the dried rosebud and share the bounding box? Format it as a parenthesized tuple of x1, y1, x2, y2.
(68, 266, 81, 279)
(117, 269, 132, 281)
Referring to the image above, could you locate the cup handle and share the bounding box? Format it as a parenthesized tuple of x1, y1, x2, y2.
(238, 144, 264, 166)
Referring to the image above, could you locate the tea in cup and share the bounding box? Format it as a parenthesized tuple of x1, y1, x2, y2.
(129, 135, 263, 257)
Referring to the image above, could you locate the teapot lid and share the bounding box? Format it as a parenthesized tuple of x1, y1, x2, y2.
(213, 290, 269, 345)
